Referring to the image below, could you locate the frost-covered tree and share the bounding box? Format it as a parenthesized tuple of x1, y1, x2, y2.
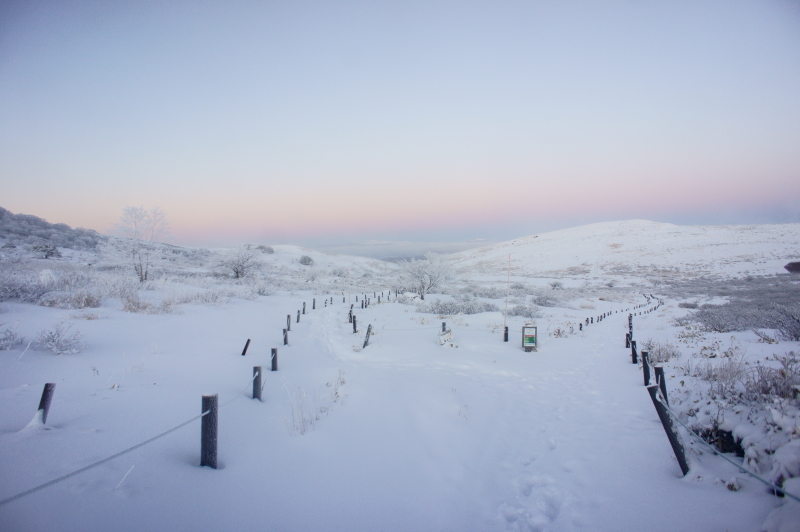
(32, 243, 61, 259)
(114, 206, 169, 282)
(220, 246, 260, 279)
(399, 252, 451, 300)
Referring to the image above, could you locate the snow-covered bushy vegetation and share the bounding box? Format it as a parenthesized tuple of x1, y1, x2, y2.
(1, 214, 799, 531)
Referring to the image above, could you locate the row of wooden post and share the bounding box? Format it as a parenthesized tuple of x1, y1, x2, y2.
(628, 306, 689, 476)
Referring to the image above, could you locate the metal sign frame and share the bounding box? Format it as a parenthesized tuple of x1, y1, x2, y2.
(522, 325, 538, 352)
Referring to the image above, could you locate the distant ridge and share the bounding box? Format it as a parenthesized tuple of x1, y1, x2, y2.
(449, 220, 800, 280)
(0, 206, 105, 250)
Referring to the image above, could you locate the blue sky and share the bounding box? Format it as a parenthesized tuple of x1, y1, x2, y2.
(1, 1, 799, 251)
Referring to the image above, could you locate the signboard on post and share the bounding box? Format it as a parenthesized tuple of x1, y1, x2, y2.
(439, 328, 458, 348)
(522, 325, 537, 352)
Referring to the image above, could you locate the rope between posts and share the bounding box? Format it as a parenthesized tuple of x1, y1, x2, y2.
(654, 389, 800, 504)
(0, 372, 260, 508)
(0, 410, 209, 508)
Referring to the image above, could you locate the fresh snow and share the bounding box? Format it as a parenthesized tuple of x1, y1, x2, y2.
(1, 219, 799, 532)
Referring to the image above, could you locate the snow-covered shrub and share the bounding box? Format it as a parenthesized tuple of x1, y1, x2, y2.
(642, 339, 680, 363)
(219, 246, 260, 279)
(549, 281, 564, 290)
(299, 255, 314, 266)
(744, 352, 800, 402)
(38, 290, 101, 309)
(0, 322, 24, 350)
(417, 298, 499, 316)
(35, 322, 85, 354)
(691, 301, 800, 341)
(256, 245, 274, 254)
(506, 304, 540, 319)
(678, 301, 698, 309)
(32, 243, 61, 259)
(121, 292, 152, 313)
(531, 292, 560, 307)
(331, 267, 348, 278)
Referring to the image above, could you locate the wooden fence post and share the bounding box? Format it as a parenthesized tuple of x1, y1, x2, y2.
(631, 340, 638, 364)
(38, 383, 56, 424)
(504, 326, 509, 342)
(442, 322, 446, 333)
(283, 329, 288, 346)
(313, 299, 316, 309)
(655, 365, 668, 406)
(297, 310, 300, 323)
(363, 324, 372, 348)
(201, 394, 218, 469)
(646, 385, 689, 476)
(287, 314, 291, 331)
(642, 351, 651, 386)
(353, 315, 357, 334)
(241, 339, 251, 356)
(253, 367, 262, 401)
(303, 302, 306, 314)
(271, 348, 278, 371)
(625, 333, 630, 348)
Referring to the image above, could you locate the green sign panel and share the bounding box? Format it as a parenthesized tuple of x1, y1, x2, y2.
(522, 326, 537, 350)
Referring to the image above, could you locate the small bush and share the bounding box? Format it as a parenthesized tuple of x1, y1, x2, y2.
(38, 290, 101, 309)
(121, 292, 152, 313)
(678, 301, 698, 309)
(0, 322, 24, 350)
(299, 255, 314, 266)
(32, 243, 61, 259)
(549, 281, 564, 290)
(418, 298, 499, 316)
(256, 245, 274, 254)
(532, 293, 560, 307)
(642, 339, 680, 363)
(35, 322, 85, 354)
(506, 304, 540, 319)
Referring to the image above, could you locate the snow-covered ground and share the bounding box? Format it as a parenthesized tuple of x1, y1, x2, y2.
(1, 220, 799, 531)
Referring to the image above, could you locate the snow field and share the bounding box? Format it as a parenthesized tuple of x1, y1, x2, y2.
(0, 290, 787, 532)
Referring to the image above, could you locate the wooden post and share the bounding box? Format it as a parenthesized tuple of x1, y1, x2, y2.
(642, 351, 651, 386)
(241, 339, 251, 356)
(343, 296, 345, 303)
(504, 326, 509, 342)
(361, 300, 364, 309)
(271, 348, 278, 371)
(363, 324, 372, 348)
(201, 394, 218, 469)
(349, 309, 353, 323)
(646, 385, 689, 476)
(287, 314, 291, 331)
(655, 365, 668, 406)
(283, 329, 288, 345)
(38, 383, 56, 424)
(253, 367, 262, 401)
(297, 310, 300, 323)
(631, 340, 638, 364)
(625, 333, 630, 348)
(303, 302, 306, 314)
(442, 322, 446, 333)
(313, 299, 316, 309)
(353, 315, 357, 334)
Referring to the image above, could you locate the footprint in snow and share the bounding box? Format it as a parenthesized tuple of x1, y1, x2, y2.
(499, 474, 565, 532)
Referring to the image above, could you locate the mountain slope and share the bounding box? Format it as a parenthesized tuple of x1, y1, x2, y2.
(450, 220, 800, 280)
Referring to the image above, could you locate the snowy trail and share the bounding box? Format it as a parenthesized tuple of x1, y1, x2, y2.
(0, 296, 778, 531)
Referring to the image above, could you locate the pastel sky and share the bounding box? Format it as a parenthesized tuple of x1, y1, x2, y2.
(2, 0, 799, 251)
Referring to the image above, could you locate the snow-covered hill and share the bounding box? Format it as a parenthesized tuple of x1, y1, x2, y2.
(450, 220, 800, 281)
